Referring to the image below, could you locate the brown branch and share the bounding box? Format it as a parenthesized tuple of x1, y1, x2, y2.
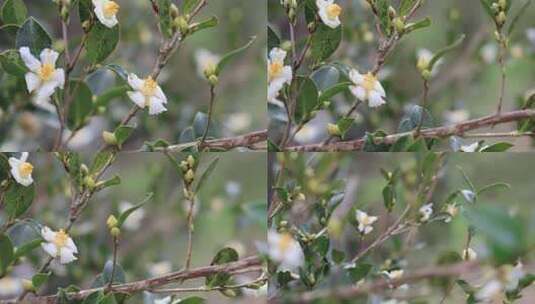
(274, 261, 479, 303)
(286, 109, 535, 151)
(7, 256, 262, 304)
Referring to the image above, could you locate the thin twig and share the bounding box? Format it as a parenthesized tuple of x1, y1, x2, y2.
(150, 272, 267, 294)
(106, 236, 119, 291)
(184, 191, 195, 270)
(199, 85, 216, 148)
(415, 79, 430, 136)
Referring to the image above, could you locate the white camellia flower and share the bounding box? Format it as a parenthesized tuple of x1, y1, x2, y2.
(40, 226, 78, 264)
(316, 0, 342, 29)
(195, 49, 220, 78)
(268, 48, 292, 102)
(349, 69, 386, 107)
(462, 247, 477, 261)
(475, 280, 503, 302)
(444, 203, 458, 223)
(127, 73, 168, 115)
(355, 209, 378, 235)
(268, 230, 304, 271)
(419, 203, 433, 222)
(19, 47, 65, 107)
(8, 152, 34, 186)
(92, 0, 120, 28)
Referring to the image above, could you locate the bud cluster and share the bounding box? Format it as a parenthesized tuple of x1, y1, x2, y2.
(180, 155, 197, 200)
(492, 0, 507, 28)
(106, 215, 121, 237)
(169, 4, 190, 37)
(281, 0, 298, 24)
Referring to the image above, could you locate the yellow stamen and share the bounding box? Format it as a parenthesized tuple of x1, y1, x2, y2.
(38, 64, 54, 81)
(326, 4, 342, 19)
(53, 230, 69, 248)
(278, 233, 293, 253)
(103, 1, 120, 18)
(268, 61, 283, 82)
(19, 162, 33, 178)
(362, 72, 377, 93)
(141, 77, 158, 96)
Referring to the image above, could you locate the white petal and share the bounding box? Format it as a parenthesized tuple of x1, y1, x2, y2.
(65, 237, 78, 254)
(25, 73, 41, 93)
(40, 49, 59, 66)
(34, 82, 58, 104)
(59, 247, 77, 264)
(148, 97, 167, 115)
(154, 86, 167, 103)
(53, 69, 65, 89)
(41, 227, 56, 242)
(20, 152, 29, 162)
(127, 73, 144, 91)
(41, 242, 58, 258)
(368, 91, 385, 107)
(281, 66, 293, 84)
(349, 69, 364, 85)
(127, 91, 146, 108)
(101, 15, 118, 28)
(374, 81, 386, 97)
(269, 48, 287, 63)
(19, 47, 41, 72)
(350, 85, 366, 101)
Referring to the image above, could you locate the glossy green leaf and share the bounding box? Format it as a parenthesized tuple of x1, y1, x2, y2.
(404, 17, 431, 34)
(310, 24, 342, 62)
(15, 18, 52, 56)
(0, 49, 27, 77)
(158, 0, 173, 38)
(294, 76, 319, 123)
(346, 263, 372, 283)
(86, 23, 120, 64)
(0, 234, 14, 275)
(189, 16, 218, 36)
(429, 34, 465, 71)
(398, 105, 434, 132)
(480, 142, 514, 152)
(267, 25, 280, 50)
(32, 272, 50, 289)
(376, 0, 391, 36)
(318, 82, 351, 102)
(13, 238, 43, 260)
(206, 247, 239, 288)
(337, 117, 354, 139)
(311, 65, 340, 91)
(117, 193, 153, 228)
(78, 0, 92, 24)
(179, 297, 206, 304)
(5, 181, 35, 219)
(182, 0, 201, 15)
(94, 85, 128, 108)
(67, 80, 94, 130)
(1, 0, 27, 26)
(215, 36, 255, 75)
(114, 125, 135, 146)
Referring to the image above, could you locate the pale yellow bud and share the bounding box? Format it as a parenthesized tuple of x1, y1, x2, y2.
(110, 227, 121, 237)
(102, 131, 117, 146)
(106, 215, 118, 229)
(327, 123, 341, 136)
(184, 169, 195, 183)
(187, 155, 195, 167)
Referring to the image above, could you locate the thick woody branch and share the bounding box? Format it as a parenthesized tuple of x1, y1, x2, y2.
(286, 109, 535, 151)
(11, 256, 262, 304)
(273, 261, 479, 303)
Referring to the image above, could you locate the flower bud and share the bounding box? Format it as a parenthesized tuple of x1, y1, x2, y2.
(110, 227, 121, 237)
(208, 75, 219, 86)
(80, 164, 89, 175)
(170, 4, 179, 19)
(327, 123, 341, 136)
(295, 192, 306, 201)
(416, 56, 429, 72)
(496, 11, 506, 26)
(183, 188, 194, 200)
(388, 6, 396, 19)
(106, 215, 118, 229)
(84, 176, 96, 189)
(82, 20, 91, 32)
(280, 40, 292, 52)
(179, 160, 189, 172)
(175, 17, 189, 35)
(60, 6, 69, 21)
(187, 155, 195, 168)
(393, 17, 405, 34)
(184, 169, 195, 183)
(102, 131, 118, 146)
(22, 279, 34, 291)
(421, 69, 431, 80)
(498, 0, 507, 10)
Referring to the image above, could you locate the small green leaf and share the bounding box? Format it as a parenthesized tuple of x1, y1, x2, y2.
(102, 260, 125, 284)
(16, 18, 52, 56)
(310, 24, 342, 62)
(179, 297, 206, 304)
(507, 0, 532, 35)
(268, 25, 280, 50)
(312, 235, 330, 257)
(67, 80, 94, 131)
(105, 64, 128, 81)
(337, 117, 354, 139)
(32, 272, 50, 289)
(1, 0, 27, 26)
(206, 247, 239, 288)
(318, 82, 351, 102)
(113, 125, 135, 147)
(90, 151, 115, 175)
(189, 16, 218, 36)
(78, 0, 92, 24)
(346, 263, 372, 283)
(215, 36, 255, 75)
(158, 0, 173, 38)
(429, 34, 466, 71)
(85, 23, 120, 64)
(94, 85, 128, 108)
(117, 193, 153, 228)
(193, 157, 219, 192)
(0, 49, 27, 77)
(480, 142, 513, 152)
(5, 182, 35, 219)
(0, 234, 14, 275)
(98, 175, 121, 189)
(331, 249, 345, 264)
(398, 105, 434, 132)
(13, 238, 43, 260)
(294, 76, 319, 123)
(404, 17, 431, 34)
(311, 65, 340, 91)
(382, 184, 396, 212)
(97, 294, 117, 304)
(192, 112, 212, 138)
(82, 291, 104, 304)
(376, 0, 391, 36)
(399, 0, 417, 16)
(182, 0, 201, 15)
(477, 182, 510, 196)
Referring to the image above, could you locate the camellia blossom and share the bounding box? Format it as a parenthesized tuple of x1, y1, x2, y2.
(316, 0, 342, 29)
(40, 226, 78, 264)
(8, 152, 34, 186)
(419, 203, 433, 222)
(268, 48, 292, 102)
(349, 69, 386, 107)
(355, 209, 378, 235)
(268, 230, 304, 271)
(92, 0, 120, 28)
(127, 73, 168, 115)
(19, 47, 65, 106)
(195, 49, 220, 78)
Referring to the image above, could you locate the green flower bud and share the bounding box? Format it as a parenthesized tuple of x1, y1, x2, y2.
(393, 17, 405, 34)
(170, 4, 179, 19)
(22, 279, 34, 291)
(80, 164, 89, 175)
(175, 17, 189, 35)
(184, 169, 195, 183)
(106, 215, 118, 229)
(187, 155, 196, 168)
(84, 176, 96, 189)
(498, 0, 507, 10)
(82, 20, 91, 32)
(60, 6, 69, 21)
(496, 11, 506, 26)
(327, 123, 341, 136)
(280, 40, 292, 52)
(102, 131, 118, 146)
(421, 69, 431, 80)
(208, 75, 219, 86)
(179, 160, 189, 172)
(110, 227, 121, 237)
(388, 6, 396, 19)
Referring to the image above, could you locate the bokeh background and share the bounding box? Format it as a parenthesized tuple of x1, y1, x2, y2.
(0, 152, 267, 303)
(0, 0, 266, 151)
(268, 152, 535, 303)
(268, 0, 535, 150)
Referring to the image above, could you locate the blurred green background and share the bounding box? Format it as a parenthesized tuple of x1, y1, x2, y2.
(0, 0, 266, 151)
(269, 0, 535, 149)
(0, 152, 267, 303)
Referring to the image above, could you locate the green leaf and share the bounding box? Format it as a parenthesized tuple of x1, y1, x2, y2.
(85, 23, 120, 64)
(480, 142, 513, 152)
(182, 0, 201, 15)
(215, 36, 255, 75)
(90, 151, 115, 175)
(179, 297, 206, 304)
(311, 65, 340, 91)
(429, 34, 465, 71)
(312, 235, 330, 257)
(479, 0, 495, 18)
(192, 112, 211, 138)
(66, 80, 94, 130)
(267, 25, 280, 50)
(346, 263, 372, 283)
(13, 238, 43, 260)
(15, 18, 52, 56)
(193, 157, 219, 192)
(399, 0, 417, 16)
(310, 24, 342, 62)
(158, 0, 173, 38)
(318, 82, 351, 103)
(331, 249, 345, 264)
(508, 0, 532, 35)
(102, 260, 125, 284)
(82, 291, 104, 304)
(113, 125, 135, 147)
(0, 49, 27, 77)
(398, 105, 434, 132)
(32, 272, 50, 289)
(477, 182, 510, 196)
(117, 193, 153, 228)
(97, 294, 117, 304)
(294, 76, 319, 123)
(404, 17, 431, 34)
(206, 247, 239, 288)
(78, 0, 92, 24)
(5, 182, 35, 219)
(98, 175, 121, 189)
(94, 85, 128, 108)
(189, 16, 218, 36)
(0, 234, 14, 275)
(390, 135, 413, 152)
(376, 0, 391, 36)
(104, 64, 128, 81)
(337, 117, 354, 139)
(1, 0, 27, 25)
(382, 184, 396, 212)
